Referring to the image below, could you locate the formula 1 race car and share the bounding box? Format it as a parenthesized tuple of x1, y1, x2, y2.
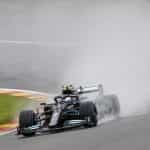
(17, 84, 120, 136)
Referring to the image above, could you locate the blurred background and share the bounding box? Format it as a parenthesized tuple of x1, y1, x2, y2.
(0, 0, 150, 116)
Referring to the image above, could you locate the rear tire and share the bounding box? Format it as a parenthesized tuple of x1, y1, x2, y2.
(80, 101, 97, 127)
(19, 110, 37, 136)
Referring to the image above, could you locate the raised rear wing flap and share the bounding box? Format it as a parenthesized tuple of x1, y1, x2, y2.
(77, 84, 103, 95)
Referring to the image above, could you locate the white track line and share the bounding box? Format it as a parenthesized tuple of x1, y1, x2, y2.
(0, 40, 77, 47)
(0, 129, 16, 136)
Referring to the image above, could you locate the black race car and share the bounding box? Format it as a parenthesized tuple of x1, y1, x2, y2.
(17, 84, 120, 136)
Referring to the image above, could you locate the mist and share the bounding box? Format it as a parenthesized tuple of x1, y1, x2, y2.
(0, 0, 150, 116)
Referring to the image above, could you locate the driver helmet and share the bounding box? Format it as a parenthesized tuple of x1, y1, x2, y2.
(62, 84, 74, 95)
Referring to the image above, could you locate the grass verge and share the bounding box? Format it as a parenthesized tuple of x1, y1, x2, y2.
(0, 94, 29, 124)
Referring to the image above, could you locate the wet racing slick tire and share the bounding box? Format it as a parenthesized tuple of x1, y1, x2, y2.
(19, 110, 37, 136)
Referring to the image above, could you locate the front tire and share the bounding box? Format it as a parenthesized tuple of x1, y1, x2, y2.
(19, 110, 37, 136)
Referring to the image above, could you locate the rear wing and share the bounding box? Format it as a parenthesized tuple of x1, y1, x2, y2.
(76, 84, 103, 95)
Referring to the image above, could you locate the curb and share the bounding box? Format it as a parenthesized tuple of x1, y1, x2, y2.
(0, 122, 18, 132)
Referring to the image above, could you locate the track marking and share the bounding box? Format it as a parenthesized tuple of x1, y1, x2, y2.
(0, 40, 78, 47)
(0, 129, 16, 136)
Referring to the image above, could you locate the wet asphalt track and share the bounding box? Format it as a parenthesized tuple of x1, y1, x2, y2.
(1, 114, 150, 150)
(1, 1, 150, 150)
